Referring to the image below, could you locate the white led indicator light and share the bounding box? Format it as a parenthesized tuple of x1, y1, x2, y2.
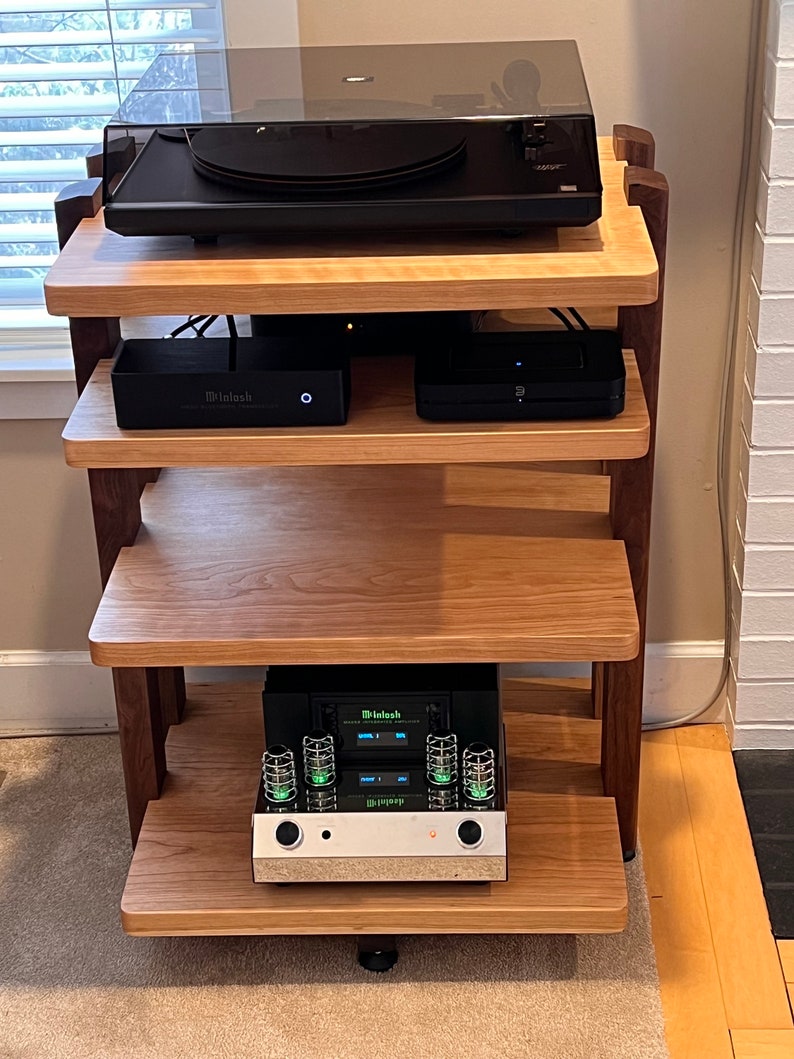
(300, 393, 312, 404)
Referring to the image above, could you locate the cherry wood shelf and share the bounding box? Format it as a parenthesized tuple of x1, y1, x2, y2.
(62, 352, 649, 469)
(121, 679, 627, 936)
(88, 464, 639, 668)
(44, 140, 658, 319)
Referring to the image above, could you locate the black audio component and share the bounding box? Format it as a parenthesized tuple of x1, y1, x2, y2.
(250, 310, 475, 355)
(262, 663, 501, 768)
(101, 41, 601, 240)
(109, 336, 351, 428)
(414, 329, 626, 421)
(253, 663, 507, 883)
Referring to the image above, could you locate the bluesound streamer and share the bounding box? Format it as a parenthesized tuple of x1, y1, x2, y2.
(414, 329, 626, 421)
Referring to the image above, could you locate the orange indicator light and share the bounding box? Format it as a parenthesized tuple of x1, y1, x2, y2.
(429, 830, 437, 838)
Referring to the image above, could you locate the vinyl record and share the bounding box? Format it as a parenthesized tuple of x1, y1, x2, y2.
(188, 122, 467, 191)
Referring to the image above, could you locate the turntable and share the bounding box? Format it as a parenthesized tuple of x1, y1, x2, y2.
(101, 40, 602, 240)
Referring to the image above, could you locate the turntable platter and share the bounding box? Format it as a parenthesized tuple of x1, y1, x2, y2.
(187, 123, 467, 190)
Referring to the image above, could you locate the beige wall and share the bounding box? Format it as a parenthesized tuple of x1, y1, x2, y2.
(0, 419, 101, 650)
(3, 0, 756, 655)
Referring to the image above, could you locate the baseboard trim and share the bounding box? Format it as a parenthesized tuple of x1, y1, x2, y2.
(0, 651, 116, 735)
(642, 641, 728, 726)
(0, 648, 730, 736)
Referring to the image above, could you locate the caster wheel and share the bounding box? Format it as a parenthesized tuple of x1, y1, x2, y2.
(358, 947, 399, 973)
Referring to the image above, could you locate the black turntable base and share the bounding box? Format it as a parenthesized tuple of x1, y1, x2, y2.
(107, 119, 600, 240)
(102, 40, 603, 240)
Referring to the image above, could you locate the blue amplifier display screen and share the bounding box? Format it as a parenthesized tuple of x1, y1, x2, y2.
(356, 730, 408, 747)
(358, 771, 410, 788)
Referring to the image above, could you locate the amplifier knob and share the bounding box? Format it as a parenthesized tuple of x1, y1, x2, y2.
(274, 820, 302, 849)
(457, 819, 484, 848)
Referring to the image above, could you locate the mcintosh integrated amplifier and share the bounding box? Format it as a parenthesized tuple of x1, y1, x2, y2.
(252, 663, 507, 883)
(101, 40, 602, 240)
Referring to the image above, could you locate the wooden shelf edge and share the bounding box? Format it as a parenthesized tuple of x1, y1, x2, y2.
(120, 899, 629, 938)
(89, 634, 641, 669)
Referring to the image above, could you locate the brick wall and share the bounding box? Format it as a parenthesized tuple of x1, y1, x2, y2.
(733, 0, 794, 747)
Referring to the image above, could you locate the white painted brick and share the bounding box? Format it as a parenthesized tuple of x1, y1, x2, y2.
(732, 563, 745, 637)
(765, 56, 794, 119)
(770, 1, 794, 61)
(743, 393, 794, 447)
(734, 534, 747, 587)
(743, 443, 794, 495)
(741, 374, 754, 437)
(756, 173, 794, 235)
(738, 544, 794, 589)
(736, 587, 794, 634)
(748, 342, 794, 396)
(760, 112, 794, 178)
(751, 228, 794, 292)
(748, 281, 794, 344)
(732, 675, 794, 722)
(734, 633, 794, 679)
(740, 485, 794, 541)
(757, 169, 771, 231)
(745, 329, 759, 392)
(733, 725, 794, 749)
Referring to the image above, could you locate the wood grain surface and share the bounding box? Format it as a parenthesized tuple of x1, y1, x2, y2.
(730, 1030, 794, 1058)
(62, 352, 649, 468)
(639, 731, 735, 1059)
(120, 679, 627, 936)
(44, 140, 658, 318)
(88, 464, 639, 667)
(673, 725, 794, 1030)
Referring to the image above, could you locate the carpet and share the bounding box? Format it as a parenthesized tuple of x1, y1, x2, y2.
(0, 734, 669, 1059)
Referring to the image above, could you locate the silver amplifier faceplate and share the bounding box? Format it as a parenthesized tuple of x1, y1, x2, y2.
(252, 809, 507, 883)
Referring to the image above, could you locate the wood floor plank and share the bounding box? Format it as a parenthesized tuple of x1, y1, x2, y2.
(730, 1029, 794, 1058)
(780, 940, 794, 984)
(674, 725, 793, 1030)
(639, 731, 734, 1059)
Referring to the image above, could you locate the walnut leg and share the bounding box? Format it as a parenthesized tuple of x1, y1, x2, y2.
(158, 667, 187, 727)
(601, 129, 670, 855)
(113, 667, 166, 844)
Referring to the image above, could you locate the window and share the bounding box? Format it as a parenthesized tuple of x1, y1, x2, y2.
(0, 0, 224, 360)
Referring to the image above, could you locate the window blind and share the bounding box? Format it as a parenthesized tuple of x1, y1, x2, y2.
(0, 0, 223, 333)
